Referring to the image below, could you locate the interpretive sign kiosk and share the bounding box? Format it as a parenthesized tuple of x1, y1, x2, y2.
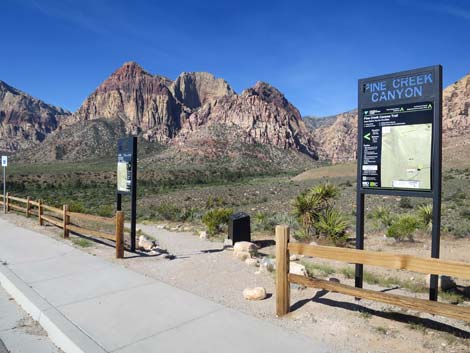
(2, 156, 7, 214)
(117, 137, 138, 252)
(357, 65, 443, 300)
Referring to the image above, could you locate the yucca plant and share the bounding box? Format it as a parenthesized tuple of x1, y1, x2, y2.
(371, 206, 395, 228)
(292, 183, 342, 239)
(316, 208, 348, 245)
(417, 204, 433, 230)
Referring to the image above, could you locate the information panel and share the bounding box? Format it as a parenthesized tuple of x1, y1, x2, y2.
(361, 102, 433, 190)
(117, 138, 134, 194)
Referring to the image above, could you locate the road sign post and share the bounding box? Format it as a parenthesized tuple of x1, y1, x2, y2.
(1, 156, 7, 214)
(357, 65, 442, 301)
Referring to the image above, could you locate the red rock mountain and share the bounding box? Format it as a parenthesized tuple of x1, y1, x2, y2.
(310, 73, 470, 163)
(71, 62, 317, 159)
(0, 81, 69, 153)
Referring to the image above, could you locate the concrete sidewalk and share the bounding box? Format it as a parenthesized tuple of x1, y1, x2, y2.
(0, 217, 329, 353)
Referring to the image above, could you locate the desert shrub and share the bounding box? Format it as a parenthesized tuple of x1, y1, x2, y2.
(252, 211, 277, 232)
(97, 204, 114, 217)
(459, 209, 470, 220)
(202, 208, 233, 235)
(316, 208, 348, 245)
(153, 203, 200, 222)
(205, 196, 226, 209)
(69, 201, 87, 213)
(399, 197, 413, 209)
(371, 206, 395, 228)
(386, 215, 419, 241)
(416, 204, 433, 230)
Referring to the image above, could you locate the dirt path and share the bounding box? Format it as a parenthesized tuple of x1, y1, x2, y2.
(3, 214, 469, 353)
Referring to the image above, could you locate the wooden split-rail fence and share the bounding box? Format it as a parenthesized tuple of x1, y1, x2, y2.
(275, 225, 470, 321)
(0, 193, 124, 258)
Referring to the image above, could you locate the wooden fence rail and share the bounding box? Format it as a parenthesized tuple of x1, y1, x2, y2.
(2, 193, 124, 258)
(275, 225, 470, 321)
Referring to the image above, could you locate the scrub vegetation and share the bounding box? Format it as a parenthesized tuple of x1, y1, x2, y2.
(4, 162, 470, 240)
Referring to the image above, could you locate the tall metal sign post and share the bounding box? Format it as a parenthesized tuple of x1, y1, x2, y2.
(1, 156, 7, 214)
(116, 137, 138, 252)
(357, 65, 442, 301)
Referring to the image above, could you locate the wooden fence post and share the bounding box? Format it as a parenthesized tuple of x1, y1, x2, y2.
(115, 211, 124, 259)
(63, 204, 69, 238)
(276, 225, 290, 316)
(38, 199, 43, 226)
(26, 197, 31, 217)
(5, 192, 9, 213)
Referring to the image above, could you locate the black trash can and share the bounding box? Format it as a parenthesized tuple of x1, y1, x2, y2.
(228, 212, 251, 245)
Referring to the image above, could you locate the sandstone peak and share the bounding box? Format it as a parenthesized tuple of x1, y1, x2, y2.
(171, 71, 234, 109)
(243, 81, 290, 109)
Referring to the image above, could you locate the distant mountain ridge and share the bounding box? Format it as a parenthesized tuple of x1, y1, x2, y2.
(15, 61, 317, 163)
(0, 81, 70, 153)
(2, 63, 470, 169)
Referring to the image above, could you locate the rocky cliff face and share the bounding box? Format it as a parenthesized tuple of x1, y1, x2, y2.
(171, 72, 235, 109)
(310, 73, 470, 163)
(0, 81, 69, 153)
(70, 62, 317, 160)
(176, 82, 317, 158)
(443, 74, 470, 136)
(72, 62, 180, 142)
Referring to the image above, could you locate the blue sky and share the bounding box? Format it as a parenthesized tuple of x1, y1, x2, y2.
(1, 0, 469, 116)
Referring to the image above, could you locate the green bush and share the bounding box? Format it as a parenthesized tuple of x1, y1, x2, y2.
(316, 208, 348, 245)
(386, 215, 419, 241)
(69, 201, 87, 213)
(252, 212, 277, 232)
(416, 204, 432, 230)
(292, 182, 340, 238)
(97, 204, 114, 217)
(202, 208, 233, 235)
(371, 206, 395, 228)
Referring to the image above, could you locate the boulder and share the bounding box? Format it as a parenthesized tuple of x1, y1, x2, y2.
(199, 231, 208, 239)
(290, 262, 307, 277)
(243, 287, 267, 301)
(290, 254, 300, 261)
(425, 275, 456, 291)
(245, 258, 259, 267)
(235, 251, 251, 261)
(138, 235, 156, 251)
(233, 241, 258, 255)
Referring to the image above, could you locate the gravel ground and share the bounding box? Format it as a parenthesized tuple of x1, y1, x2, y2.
(2, 213, 469, 353)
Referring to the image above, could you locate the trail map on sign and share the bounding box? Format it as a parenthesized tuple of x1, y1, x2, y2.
(381, 123, 432, 189)
(361, 102, 433, 190)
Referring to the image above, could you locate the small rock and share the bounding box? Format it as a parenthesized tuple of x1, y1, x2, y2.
(138, 235, 156, 251)
(199, 231, 208, 239)
(290, 254, 300, 261)
(309, 241, 318, 246)
(156, 224, 166, 229)
(245, 258, 259, 267)
(290, 262, 307, 276)
(260, 257, 275, 272)
(328, 277, 340, 283)
(425, 275, 456, 291)
(243, 287, 267, 301)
